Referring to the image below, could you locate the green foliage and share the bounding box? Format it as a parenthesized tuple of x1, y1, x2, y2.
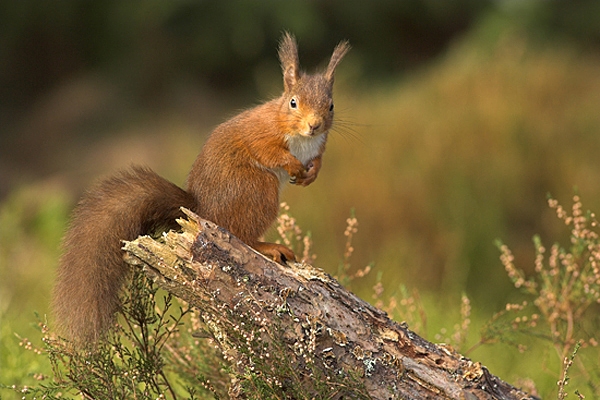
(0, 0, 491, 107)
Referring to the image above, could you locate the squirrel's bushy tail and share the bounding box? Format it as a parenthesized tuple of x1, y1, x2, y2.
(53, 166, 195, 344)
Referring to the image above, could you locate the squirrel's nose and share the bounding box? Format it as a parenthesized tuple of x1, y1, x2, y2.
(308, 122, 321, 133)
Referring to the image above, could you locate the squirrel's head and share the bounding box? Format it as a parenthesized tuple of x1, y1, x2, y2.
(278, 32, 350, 138)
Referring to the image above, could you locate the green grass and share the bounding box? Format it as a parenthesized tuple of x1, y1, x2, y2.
(0, 183, 67, 397)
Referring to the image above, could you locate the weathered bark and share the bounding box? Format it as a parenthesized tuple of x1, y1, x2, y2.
(122, 208, 534, 400)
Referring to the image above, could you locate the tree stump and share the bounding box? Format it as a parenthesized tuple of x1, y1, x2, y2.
(122, 208, 534, 400)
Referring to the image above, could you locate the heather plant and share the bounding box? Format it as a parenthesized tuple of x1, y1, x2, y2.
(274, 202, 316, 265)
(2, 270, 214, 400)
(480, 195, 600, 398)
(274, 203, 372, 289)
(335, 210, 373, 289)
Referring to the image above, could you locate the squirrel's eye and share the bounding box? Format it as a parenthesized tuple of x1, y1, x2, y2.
(329, 103, 334, 112)
(290, 98, 297, 109)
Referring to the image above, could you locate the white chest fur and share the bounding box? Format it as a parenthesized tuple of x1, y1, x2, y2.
(272, 133, 327, 189)
(286, 133, 327, 165)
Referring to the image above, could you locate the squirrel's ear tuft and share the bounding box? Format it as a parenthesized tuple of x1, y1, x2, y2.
(325, 40, 351, 84)
(279, 32, 300, 92)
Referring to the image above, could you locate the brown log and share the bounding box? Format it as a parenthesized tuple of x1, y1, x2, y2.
(122, 208, 535, 400)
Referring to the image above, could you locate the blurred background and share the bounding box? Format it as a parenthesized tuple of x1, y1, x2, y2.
(2, 0, 600, 395)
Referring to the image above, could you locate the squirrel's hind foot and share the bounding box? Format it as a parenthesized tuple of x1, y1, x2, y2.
(253, 242, 296, 265)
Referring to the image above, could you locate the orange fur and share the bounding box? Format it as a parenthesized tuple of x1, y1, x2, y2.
(53, 32, 349, 344)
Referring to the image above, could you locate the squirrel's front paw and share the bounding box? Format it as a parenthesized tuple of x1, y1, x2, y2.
(286, 161, 307, 185)
(290, 173, 306, 185)
(292, 158, 322, 187)
(289, 172, 307, 185)
(292, 168, 316, 186)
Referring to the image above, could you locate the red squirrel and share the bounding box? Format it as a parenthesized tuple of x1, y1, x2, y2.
(53, 33, 350, 344)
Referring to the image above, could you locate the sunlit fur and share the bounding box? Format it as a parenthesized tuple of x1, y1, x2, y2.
(53, 32, 349, 345)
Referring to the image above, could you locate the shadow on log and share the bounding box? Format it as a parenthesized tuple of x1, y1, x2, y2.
(122, 208, 534, 400)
